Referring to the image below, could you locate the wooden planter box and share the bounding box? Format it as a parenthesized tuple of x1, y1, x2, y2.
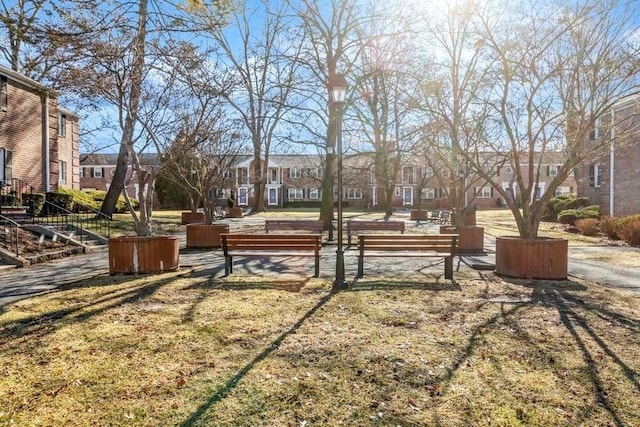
(181, 212, 205, 224)
(186, 224, 229, 248)
(410, 210, 428, 221)
(227, 207, 244, 218)
(452, 210, 477, 226)
(495, 236, 568, 280)
(440, 225, 484, 253)
(109, 235, 180, 275)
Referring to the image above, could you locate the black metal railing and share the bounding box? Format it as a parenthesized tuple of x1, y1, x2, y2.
(0, 178, 33, 209)
(38, 200, 111, 243)
(0, 214, 21, 256)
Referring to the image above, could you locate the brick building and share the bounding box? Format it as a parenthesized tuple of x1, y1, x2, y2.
(0, 64, 79, 201)
(577, 95, 640, 216)
(80, 151, 576, 211)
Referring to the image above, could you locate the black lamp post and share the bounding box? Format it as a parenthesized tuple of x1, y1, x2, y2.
(329, 73, 348, 290)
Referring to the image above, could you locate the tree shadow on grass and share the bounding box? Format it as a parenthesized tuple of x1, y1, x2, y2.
(0, 272, 186, 349)
(180, 289, 336, 427)
(434, 276, 639, 427)
(180, 276, 313, 324)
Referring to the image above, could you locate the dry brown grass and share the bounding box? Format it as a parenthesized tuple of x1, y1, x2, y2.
(1, 267, 639, 426)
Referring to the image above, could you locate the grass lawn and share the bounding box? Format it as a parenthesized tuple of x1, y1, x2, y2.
(3, 209, 638, 426)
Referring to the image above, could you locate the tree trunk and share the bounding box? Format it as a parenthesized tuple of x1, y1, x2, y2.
(384, 187, 394, 219)
(100, 143, 129, 218)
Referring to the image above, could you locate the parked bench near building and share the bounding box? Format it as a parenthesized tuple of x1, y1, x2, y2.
(346, 220, 405, 246)
(221, 233, 322, 277)
(356, 234, 458, 280)
(264, 220, 324, 235)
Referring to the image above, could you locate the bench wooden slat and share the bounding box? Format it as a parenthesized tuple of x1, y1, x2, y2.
(265, 220, 324, 234)
(357, 234, 458, 279)
(346, 220, 405, 246)
(221, 233, 321, 277)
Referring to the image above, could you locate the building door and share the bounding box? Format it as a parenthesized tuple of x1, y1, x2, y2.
(403, 187, 413, 207)
(268, 187, 278, 206)
(238, 187, 248, 206)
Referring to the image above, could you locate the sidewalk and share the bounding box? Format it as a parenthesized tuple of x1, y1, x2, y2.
(2, 221, 639, 307)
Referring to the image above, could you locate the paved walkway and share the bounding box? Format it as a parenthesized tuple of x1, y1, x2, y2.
(1, 217, 639, 307)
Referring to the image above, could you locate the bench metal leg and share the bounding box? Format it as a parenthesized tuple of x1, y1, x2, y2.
(225, 256, 233, 276)
(314, 256, 319, 278)
(347, 233, 352, 247)
(357, 255, 363, 277)
(444, 256, 453, 280)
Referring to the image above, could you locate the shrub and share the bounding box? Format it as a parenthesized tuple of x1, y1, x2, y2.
(543, 195, 593, 222)
(618, 217, 640, 247)
(46, 192, 74, 211)
(558, 207, 600, 225)
(599, 216, 619, 240)
(22, 193, 46, 216)
(0, 194, 20, 207)
(576, 218, 599, 236)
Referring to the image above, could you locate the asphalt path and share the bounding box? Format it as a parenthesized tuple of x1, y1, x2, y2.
(1, 218, 639, 307)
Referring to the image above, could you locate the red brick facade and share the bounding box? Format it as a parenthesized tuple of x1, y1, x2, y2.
(576, 96, 640, 216)
(0, 65, 79, 196)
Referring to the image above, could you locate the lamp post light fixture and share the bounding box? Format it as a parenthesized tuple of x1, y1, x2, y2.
(329, 73, 348, 290)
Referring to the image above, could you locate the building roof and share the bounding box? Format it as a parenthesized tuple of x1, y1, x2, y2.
(80, 153, 160, 166)
(0, 64, 55, 95)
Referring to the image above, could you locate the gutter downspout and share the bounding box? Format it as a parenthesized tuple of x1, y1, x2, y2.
(609, 107, 615, 217)
(44, 93, 50, 192)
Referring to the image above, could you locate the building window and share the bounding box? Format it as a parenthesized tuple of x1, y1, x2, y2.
(58, 161, 67, 185)
(589, 163, 601, 188)
(268, 168, 279, 184)
(309, 188, 320, 200)
(548, 164, 560, 177)
(589, 116, 602, 140)
(0, 76, 7, 112)
(555, 186, 573, 197)
(58, 113, 67, 137)
(308, 168, 320, 178)
(92, 167, 103, 178)
(237, 167, 248, 185)
(288, 188, 304, 199)
(394, 186, 401, 197)
(476, 187, 493, 198)
(347, 188, 362, 199)
(79, 167, 84, 178)
(289, 168, 302, 179)
(0, 148, 11, 183)
(402, 167, 414, 184)
(420, 188, 435, 199)
(223, 169, 232, 178)
(420, 167, 433, 178)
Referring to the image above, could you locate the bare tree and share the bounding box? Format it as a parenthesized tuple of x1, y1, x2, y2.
(57, 0, 230, 218)
(469, 0, 640, 239)
(290, 0, 362, 230)
(407, 1, 494, 227)
(159, 118, 247, 224)
(350, 5, 417, 218)
(194, 0, 302, 213)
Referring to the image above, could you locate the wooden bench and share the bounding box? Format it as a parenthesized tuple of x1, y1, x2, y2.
(346, 220, 405, 246)
(438, 210, 451, 224)
(265, 220, 324, 234)
(221, 233, 322, 277)
(357, 234, 458, 279)
(426, 210, 441, 223)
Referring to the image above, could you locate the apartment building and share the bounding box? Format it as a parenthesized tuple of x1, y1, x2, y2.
(81, 151, 576, 211)
(0, 64, 79, 201)
(577, 95, 640, 216)
(80, 153, 157, 200)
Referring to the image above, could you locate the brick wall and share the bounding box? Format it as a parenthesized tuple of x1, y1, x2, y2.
(0, 78, 46, 191)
